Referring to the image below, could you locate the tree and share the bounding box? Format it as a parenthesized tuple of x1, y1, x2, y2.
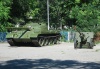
(0, 0, 99, 32)
(69, 0, 100, 32)
(0, 0, 12, 32)
(10, 0, 40, 24)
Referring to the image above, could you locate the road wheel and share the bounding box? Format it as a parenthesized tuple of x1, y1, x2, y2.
(52, 37, 56, 45)
(57, 36, 61, 44)
(74, 40, 78, 49)
(54, 37, 57, 44)
(87, 42, 90, 49)
(89, 39, 94, 49)
(44, 38, 49, 46)
(48, 38, 53, 45)
(38, 38, 45, 46)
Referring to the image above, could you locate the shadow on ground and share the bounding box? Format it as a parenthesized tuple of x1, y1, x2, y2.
(0, 59, 100, 69)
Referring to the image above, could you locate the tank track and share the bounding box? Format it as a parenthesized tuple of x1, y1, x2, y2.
(31, 34, 61, 47)
(7, 34, 61, 47)
(7, 38, 16, 46)
(7, 38, 34, 46)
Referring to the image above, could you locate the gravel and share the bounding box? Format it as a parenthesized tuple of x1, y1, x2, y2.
(0, 42, 100, 69)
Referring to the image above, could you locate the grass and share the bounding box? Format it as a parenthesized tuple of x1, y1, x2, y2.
(95, 49, 100, 52)
(95, 41, 100, 44)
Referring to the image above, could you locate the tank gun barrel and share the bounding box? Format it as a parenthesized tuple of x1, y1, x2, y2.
(6, 27, 31, 31)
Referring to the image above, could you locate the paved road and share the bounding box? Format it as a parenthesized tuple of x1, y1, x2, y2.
(0, 42, 100, 69)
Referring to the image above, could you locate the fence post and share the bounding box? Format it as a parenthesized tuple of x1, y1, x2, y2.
(68, 32, 70, 42)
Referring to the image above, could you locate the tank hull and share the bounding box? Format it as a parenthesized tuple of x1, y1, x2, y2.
(7, 33, 61, 47)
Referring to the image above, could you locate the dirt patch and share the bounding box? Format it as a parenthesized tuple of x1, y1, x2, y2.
(94, 32, 100, 42)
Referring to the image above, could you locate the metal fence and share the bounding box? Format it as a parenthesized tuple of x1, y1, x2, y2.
(60, 31, 75, 42)
(0, 32, 7, 42)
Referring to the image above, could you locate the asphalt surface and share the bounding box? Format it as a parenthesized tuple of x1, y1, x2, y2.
(0, 42, 100, 69)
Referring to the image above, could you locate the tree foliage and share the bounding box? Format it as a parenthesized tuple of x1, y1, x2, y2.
(0, 0, 12, 32)
(69, 0, 100, 32)
(0, 0, 100, 32)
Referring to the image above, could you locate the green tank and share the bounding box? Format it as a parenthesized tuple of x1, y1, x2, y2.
(6, 23, 61, 46)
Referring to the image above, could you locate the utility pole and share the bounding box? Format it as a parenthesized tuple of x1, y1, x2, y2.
(47, 0, 49, 30)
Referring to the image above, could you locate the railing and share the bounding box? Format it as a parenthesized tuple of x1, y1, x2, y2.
(60, 31, 75, 42)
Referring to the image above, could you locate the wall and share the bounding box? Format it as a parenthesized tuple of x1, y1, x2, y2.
(60, 31, 75, 42)
(0, 32, 7, 42)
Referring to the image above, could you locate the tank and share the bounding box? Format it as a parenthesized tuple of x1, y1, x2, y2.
(74, 32, 95, 49)
(6, 23, 61, 46)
